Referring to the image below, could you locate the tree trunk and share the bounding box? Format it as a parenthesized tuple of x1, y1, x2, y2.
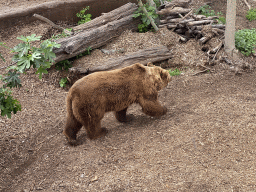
(157, 7, 191, 16)
(164, 0, 192, 8)
(73, 2, 138, 32)
(53, 15, 140, 63)
(70, 46, 172, 74)
(224, 0, 237, 56)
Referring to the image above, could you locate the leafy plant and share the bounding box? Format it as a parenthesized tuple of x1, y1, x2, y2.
(169, 68, 181, 76)
(76, 46, 92, 59)
(235, 28, 256, 56)
(196, 6, 226, 24)
(11, 34, 61, 79)
(153, 0, 161, 8)
(59, 77, 68, 88)
(55, 60, 72, 71)
(77, 6, 92, 25)
(217, 16, 226, 24)
(153, 0, 173, 8)
(196, 5, 215, 17)
(0, 35, 61, 118)
(216, 11, 226, 24)
(0, 88, 21, 118)
(246, 8, 256, 21)
(0, 70, 22, 89)
(51, 28, 72, 40)
(133, 3, 159, 33)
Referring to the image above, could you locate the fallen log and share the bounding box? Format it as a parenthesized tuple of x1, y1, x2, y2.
(167, 24, 177, 29)
(161, 18, 194, 24)
(164, 0, 192, 8)
(199, 25, 216, 45)
(53, 15, 140, 63)
(199, 36, 211, 45)
(73, 2, 138, 32)
(202, 16, 219, 20)
(159, 24, 169, 28)
(191, 15, 206, 20)
(195, 24, 225, 30)
(187, 19, 218, 26)
(164, 15, 177, 20)
(157, 7, 191, 16)
(70, 46, 172, 74)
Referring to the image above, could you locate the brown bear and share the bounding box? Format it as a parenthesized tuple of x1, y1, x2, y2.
(63, 62, 171, 144)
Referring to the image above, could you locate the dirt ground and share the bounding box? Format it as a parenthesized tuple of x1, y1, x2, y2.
(1, 0, 256, 191)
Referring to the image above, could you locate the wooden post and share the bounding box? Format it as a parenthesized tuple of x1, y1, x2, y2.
(224, 0, 237, 56)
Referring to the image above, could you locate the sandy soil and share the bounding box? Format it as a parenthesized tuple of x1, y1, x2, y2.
(1, 0, 256, 191)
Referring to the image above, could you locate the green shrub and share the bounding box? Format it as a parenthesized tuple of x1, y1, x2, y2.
(0, 35, 60, 118)
(76, 46, 92, 59)
(1, 70, 21, 89)
(59, 77, 68, 88)
(169, 68, 181, 76)
(235, 28, 256, 56)
(196, 5, 215, 17)
(218, 16, 226, 24)
(133, 3, 159, 33)
(12, 34, 61, 79)
(153, 0, 172, 8)
(51, 28, 72, 40)
(77, 6, 92, 25)
(0, 88, 21, 119)
(196, 6, 226, 24)
(55, 60, 72, 71)
(246, 8, 256, 21)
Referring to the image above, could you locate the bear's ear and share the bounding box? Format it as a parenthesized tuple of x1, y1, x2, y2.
(160, 71, 166, 80)
(147, 62, 154, 67)
(160, 71, 171, 82)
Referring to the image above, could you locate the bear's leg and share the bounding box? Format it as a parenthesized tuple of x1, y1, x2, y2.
(115, 107, 128, 122)
(63, 115, 83, 143)
(86, 120, 108, 140)
(139, 99, 167, 117)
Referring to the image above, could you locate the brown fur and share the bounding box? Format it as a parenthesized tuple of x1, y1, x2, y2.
(63, 63, 171, 143)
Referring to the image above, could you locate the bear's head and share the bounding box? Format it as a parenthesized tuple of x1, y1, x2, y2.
(147, 62, 172, 91)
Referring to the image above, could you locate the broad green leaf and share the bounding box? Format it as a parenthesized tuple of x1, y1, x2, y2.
(12, 43, 30, 57)
(44, 50, 56, 62)
(31, 52, 41, 61)
(17, 34, 41, 42)
(17, 35, 28, 42)
(7, 65, 19, 71)
(16, 56, 31, 72)
(36, 66, 48, 79)
(3, 71, 21, 88)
